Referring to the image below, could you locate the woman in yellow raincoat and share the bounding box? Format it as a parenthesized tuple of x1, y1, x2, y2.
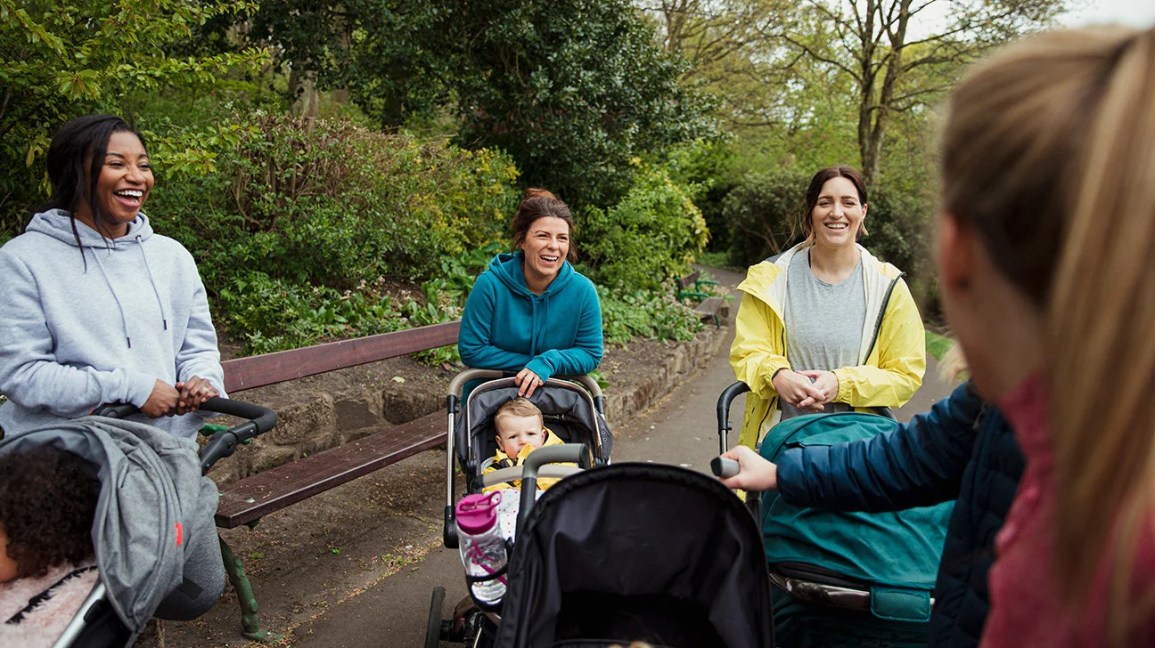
(729, 166, 926, 448)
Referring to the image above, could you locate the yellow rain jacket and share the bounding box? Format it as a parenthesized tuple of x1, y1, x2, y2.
(482, 427, 568, 493)
(730, 243, 926, 448)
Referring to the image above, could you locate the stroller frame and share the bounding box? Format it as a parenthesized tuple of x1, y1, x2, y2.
(441, 368, 609, 549)
(430, 369, 610, 647)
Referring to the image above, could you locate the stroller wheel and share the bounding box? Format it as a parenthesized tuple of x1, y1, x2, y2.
(425, 586, 446, 648)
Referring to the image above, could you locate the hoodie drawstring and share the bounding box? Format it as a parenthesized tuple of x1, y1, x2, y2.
(137, 236, 169, 332)
(88, 248, 135, 349)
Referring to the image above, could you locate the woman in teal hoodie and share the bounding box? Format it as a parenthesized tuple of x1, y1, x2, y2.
(459, 188, 603, 397)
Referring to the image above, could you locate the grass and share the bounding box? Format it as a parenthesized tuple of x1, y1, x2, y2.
(925, 330, 954, 361)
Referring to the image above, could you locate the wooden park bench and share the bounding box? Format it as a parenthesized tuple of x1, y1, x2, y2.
(213, 320, 459, 641)
(676, 269, 728, 328)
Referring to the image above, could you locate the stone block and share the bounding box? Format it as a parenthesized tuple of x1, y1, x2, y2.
(334, 390, 384, 430)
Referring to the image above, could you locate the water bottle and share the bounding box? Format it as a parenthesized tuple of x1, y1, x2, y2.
(455, 491, 508, 605)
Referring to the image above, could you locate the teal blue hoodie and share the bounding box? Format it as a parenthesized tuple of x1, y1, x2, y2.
(458, 252, 603, 381)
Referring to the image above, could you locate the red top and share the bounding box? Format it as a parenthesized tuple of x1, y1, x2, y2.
(982, 373, 1155, 646)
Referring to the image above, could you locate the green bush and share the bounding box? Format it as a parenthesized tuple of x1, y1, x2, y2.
(599, 286, 703, 345)
(150, 113, 521, 290)
(580, 162, 708, 291)
(721, 169, 810, 268)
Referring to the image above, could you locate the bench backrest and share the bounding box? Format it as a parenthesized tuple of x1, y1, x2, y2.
(222, 321, 461, 393)
(677, 270, 701, 291)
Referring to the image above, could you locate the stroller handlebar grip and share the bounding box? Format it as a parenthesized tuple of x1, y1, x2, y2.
(517, 443, 590, 534)
(711, 456, 740, 479)
(92, 398, 276, 473)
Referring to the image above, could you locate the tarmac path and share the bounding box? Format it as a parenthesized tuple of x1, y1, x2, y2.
(284, 265, 952, 648)
(145, 265, 951, 647)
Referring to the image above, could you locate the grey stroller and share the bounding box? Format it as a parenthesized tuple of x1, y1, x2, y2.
(0, 398, 275, 647)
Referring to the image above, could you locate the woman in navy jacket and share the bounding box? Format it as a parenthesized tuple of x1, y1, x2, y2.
(724, 381, 1024, 647)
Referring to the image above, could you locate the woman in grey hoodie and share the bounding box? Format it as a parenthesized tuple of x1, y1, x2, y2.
(0, 114, 224, 440)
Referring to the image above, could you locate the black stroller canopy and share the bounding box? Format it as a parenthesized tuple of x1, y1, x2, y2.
(495, 463, 773, 648)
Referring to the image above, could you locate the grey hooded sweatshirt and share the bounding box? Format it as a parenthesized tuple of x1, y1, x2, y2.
(0, 209, 224, 439)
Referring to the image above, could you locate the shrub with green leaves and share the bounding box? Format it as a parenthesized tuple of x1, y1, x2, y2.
(150, 113, 520, 289)
(580, 162, 708, 291)
(598, 286, 703, 345)
(721, 169, 810, 268)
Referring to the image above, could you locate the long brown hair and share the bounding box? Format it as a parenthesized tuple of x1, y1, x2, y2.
(942, 25, 1155, 643)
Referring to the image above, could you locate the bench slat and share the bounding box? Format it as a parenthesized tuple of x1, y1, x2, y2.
(215, 411, 446, 528)
(222, 321, 460, 393)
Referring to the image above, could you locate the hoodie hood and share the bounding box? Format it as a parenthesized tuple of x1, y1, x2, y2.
(25, 209, 166, 349)
(26, 207, 153, 247)
(486, 251, 574, 298)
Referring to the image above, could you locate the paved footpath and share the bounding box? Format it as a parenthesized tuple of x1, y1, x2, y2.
(279, 266, 953, 648)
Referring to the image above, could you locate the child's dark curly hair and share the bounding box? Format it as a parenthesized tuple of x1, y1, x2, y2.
(0, 446, 99, 578)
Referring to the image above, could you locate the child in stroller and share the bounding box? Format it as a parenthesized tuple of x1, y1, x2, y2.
(0, 398, 275, 648)
(0, 447, 100, 647)
(428, 369, 611, 647)
(484, 397, 576, 493)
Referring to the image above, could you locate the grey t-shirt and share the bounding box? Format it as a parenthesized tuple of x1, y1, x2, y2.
(781, 249, 865, 420)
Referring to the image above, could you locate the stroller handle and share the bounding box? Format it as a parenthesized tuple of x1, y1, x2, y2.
(445, 368, 603, 400)
(518, 443, 591, 532)
(92, 398, 278, 474)
(197, 398, 278, 474)
(716, 381, 751, 455)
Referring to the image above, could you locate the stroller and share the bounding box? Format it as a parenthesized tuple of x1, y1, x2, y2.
(427, 369, 613, 647)
(494, 462, 774, 648)
(0, 398, 276, 647)
(717, 381, 952, 646)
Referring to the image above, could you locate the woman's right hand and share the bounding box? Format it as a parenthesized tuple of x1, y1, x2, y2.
(772, 369, 826, 412)
(141, 379, 180, 418)
(719, 445, 779, 491)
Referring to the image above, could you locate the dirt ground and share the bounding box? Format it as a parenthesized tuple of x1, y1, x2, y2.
(135, 334, 711, 647)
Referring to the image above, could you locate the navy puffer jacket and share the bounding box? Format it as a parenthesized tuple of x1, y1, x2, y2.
(776, 381, 1025, 647)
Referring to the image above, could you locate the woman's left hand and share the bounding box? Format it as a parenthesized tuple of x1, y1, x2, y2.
(175, 376, 220, 415)
(799, 370, 839, 407)
(515, 368, 544, 398)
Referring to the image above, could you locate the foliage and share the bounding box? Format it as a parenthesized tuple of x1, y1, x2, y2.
(861, 183, 934, 283)
(0, 0, 268, 241)
(925, 330, 954, 362)
(217, 271, 407, 355)
(151, 113, 520, 291)
(580, 162, 708, 291)
(445, 0, 717, 210)
(759, 0, 1064, 183)
(720, 169, 811, 268)
(599, 286, 703, 345)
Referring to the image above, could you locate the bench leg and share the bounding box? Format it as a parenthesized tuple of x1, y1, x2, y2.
(219, 535, 281, 643)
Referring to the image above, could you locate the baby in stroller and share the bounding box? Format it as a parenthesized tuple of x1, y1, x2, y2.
(429, 369, 611, 647)
(484, 397, 572, 493)
(0, 447, 100, 647)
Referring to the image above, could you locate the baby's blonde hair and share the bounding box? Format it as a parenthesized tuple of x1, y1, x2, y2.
(494, 397, 543, 431)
